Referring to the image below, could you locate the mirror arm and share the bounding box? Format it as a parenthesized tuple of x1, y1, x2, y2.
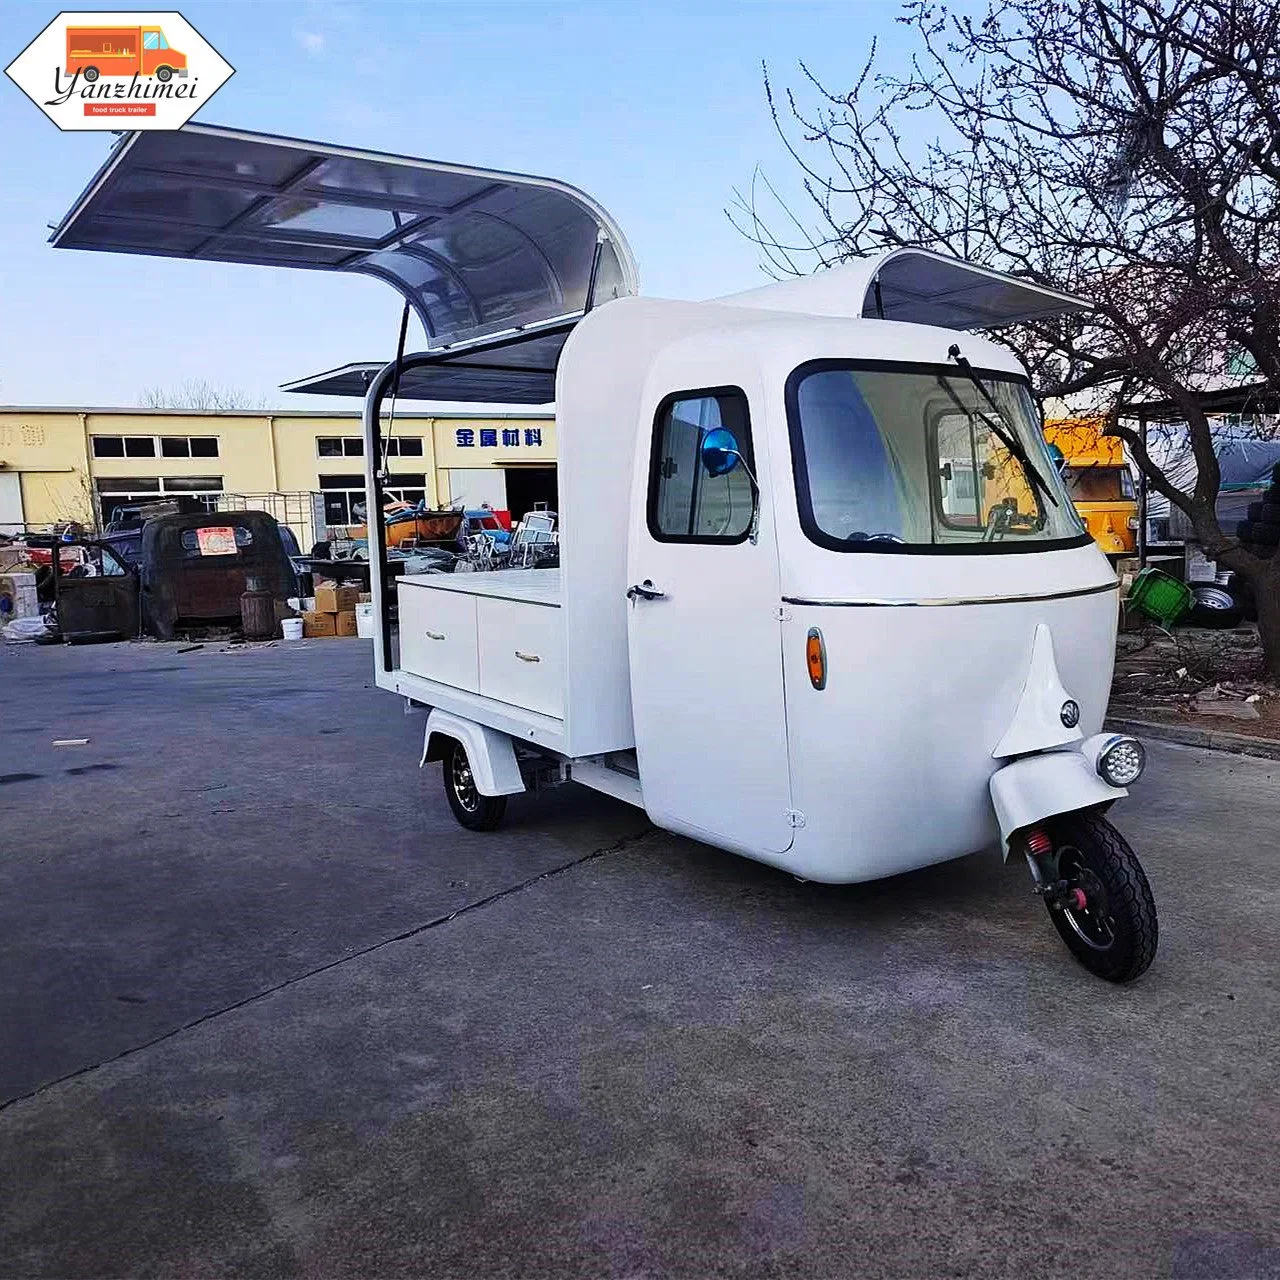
(725, 449, 762, 546)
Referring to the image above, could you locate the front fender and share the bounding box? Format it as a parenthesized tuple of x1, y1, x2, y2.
(420, 709, 526, 797)
(990, 748, 1125, 856)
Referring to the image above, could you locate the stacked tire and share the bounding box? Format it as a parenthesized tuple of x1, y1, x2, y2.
(1234, 462, 1280, 560)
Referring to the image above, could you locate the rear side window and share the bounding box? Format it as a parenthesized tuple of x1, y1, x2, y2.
(647, 388, 754, 543)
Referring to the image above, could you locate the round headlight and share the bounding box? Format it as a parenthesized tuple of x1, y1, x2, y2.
(1097, 735, 1146, 786)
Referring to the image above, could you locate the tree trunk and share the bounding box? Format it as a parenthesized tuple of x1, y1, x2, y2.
(1220, 548, 1280, 677)
(1252, 569, 1280, 680)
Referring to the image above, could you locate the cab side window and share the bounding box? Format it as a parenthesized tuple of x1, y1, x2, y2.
(648, 388, 754, 543)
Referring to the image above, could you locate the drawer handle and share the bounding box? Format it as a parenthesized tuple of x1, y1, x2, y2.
(426, 630, 446, 640)
(515, 650, 541, 663)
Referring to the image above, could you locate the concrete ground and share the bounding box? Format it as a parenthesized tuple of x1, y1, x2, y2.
(1, 638, 1278, 1279)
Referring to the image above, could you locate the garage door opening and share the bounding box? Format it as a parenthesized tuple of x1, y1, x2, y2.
(504, 466, 558, 524)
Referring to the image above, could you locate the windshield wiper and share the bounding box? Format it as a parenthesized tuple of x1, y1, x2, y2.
(945, 344, 1058, 510)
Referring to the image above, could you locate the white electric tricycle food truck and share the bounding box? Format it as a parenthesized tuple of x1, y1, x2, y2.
(54, 124, 1157, 982)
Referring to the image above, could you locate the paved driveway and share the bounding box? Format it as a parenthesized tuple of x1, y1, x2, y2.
(1, 640, 1277, 1278)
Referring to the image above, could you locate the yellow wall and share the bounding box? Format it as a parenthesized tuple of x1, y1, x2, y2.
(85, 412, 275, 498)
(0, 412, 93, 525)
(270, 414, 446, 506)
(0, 408, 555, 531)
(432, 418, 557, 470)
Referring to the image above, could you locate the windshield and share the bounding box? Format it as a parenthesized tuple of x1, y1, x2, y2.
(786, 361, 1085, 552)
(1062, 465, 1135, 503)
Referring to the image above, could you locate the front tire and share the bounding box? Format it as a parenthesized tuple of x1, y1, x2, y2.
(1041, 812, 1158, 983)
(442, 738, 507, 831)
(155, 65, 173, 83)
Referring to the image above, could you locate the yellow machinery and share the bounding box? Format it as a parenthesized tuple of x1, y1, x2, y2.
(1043, 418, 1138, 557)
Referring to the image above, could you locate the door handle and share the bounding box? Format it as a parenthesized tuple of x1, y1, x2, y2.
(425, 630, 445, 640)
(626, 580, 666, 602)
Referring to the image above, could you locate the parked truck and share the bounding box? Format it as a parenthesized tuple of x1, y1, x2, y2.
(65, 26, 188, 83)
(1043, 417, 1138, 558)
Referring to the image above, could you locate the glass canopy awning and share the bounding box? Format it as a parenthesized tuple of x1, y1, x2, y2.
(50, 123, 639, 349)
(280, 320, 570, 404)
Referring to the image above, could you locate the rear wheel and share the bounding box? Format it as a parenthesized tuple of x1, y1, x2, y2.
(1187, 583, 1244, 628)
(442, 738, 507, 831)
(1039, 812, 1158, 983)
(82, 66, 100, 82)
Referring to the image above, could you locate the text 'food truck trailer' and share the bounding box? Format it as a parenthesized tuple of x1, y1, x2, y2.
(51, 125, 1157, 983)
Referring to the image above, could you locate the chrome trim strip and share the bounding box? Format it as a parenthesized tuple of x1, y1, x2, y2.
(781, 581, 1119, 609)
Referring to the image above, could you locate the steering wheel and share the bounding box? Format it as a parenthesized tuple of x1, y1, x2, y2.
(842, 531, 906, 545)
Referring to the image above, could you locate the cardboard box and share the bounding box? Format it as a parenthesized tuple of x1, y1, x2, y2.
(334, 609, 359, 637)
(302, 610, 336, 638)
(315, 584, 359, 613)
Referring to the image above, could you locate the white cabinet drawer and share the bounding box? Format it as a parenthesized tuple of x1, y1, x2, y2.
(398, 584, 479, 692)
(477, 597, 564, 718)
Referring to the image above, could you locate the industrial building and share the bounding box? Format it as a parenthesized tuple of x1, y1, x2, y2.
(0, 405, 556, 548)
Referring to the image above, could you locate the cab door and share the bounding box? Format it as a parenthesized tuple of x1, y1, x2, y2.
(626, 383, 793, 857)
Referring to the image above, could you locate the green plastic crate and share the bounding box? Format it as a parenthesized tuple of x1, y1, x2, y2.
(1126, 567, 1193, 625)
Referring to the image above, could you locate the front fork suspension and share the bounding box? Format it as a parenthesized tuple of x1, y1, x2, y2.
(1019, 826, 1087, 913)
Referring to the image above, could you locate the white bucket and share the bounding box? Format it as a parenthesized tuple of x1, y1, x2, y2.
(355, 601, 375, 639)
(281, 616, 305, 641)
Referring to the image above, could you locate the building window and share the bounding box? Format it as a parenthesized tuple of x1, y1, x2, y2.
(385, 437, 423, 457)
(386, 472, 427, 507)
(317, 435, 423, 458)
(318, 473, 367, 525)
(95, 477, 160, 524)
(97, 477, 161, 496)
(162, 475, 223, 494)
(317, 436, 364, 458)
(93, 434, 214, 459)
(160, 436, 220, 458)
(91, 434, 157, 458)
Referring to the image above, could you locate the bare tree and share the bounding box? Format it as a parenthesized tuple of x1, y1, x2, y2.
(138, 379, 258, 411)
(738, 0, 1280, 672)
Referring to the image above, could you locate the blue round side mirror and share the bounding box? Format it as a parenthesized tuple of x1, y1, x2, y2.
(701, 428, 741, 478)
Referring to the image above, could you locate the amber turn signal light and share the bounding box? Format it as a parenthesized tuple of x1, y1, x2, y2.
(806, 627, 826, 690)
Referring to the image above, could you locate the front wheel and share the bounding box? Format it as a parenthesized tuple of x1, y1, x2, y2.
(1039, 812, 1158, 983)
(155, 65, 173, 82)
(442, 738, 506, 831)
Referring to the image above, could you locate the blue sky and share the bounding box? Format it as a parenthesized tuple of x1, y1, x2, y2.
(1, 1, 909, 409)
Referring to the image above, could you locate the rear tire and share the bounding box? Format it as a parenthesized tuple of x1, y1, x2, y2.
(82, 66, 100, 82)
(1041, 812, 1158, 983)
(442, 738, 507, 831)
